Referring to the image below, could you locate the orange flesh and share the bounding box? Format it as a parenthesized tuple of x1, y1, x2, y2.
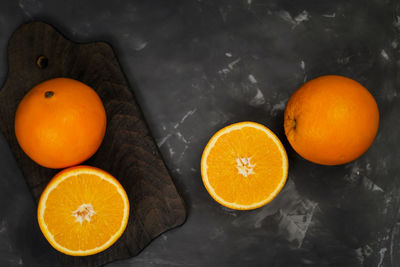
(38, 166, 129, 256)
(201, 122, 288, 210)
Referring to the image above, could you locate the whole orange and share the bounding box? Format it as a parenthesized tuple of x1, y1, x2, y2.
(284, 75, 379, 165)
(15, 78, 106, 169)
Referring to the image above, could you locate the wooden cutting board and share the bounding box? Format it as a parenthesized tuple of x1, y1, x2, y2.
(0, 21, 187, 267)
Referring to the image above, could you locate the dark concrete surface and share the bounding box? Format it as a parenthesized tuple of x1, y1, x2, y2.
(0, 0, 399, 266)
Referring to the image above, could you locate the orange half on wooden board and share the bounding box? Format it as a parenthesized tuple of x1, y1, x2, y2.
(37, 166, 129, 256)
(201, 122, 288, 210)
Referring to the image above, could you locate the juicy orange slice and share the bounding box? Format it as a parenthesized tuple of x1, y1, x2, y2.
(37, 166, 129, 256)
(201, 122, 288, 210)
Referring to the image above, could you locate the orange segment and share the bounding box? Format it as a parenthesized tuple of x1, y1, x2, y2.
(201, 122, 288, 210)
(37, 166, 129, 256)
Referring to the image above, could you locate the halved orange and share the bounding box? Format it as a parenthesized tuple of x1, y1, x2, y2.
(201, 122, 288, 210)
(37, 166, 129, 256)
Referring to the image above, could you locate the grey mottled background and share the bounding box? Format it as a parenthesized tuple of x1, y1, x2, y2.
(0, 0, 399, 266)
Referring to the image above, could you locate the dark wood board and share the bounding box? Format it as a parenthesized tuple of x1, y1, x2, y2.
(0, 21, 187, 267)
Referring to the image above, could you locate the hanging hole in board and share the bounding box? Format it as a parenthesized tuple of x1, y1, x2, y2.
(36, 55, 48, 69)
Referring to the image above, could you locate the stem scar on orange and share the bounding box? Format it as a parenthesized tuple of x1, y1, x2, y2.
(37, 166, 129, 256)
(284, 75, 379, 165)
(14, 78, 107, 169)
(201, 122, 289, 210)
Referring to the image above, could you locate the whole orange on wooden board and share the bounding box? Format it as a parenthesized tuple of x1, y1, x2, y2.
(284, 75, 379, 165)
(201, 122, 288, 210)
(15, 78, 106, 169)
(37, 166, 129, 256)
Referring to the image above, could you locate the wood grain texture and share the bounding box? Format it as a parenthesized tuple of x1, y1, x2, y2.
(0, 21, 187, 267)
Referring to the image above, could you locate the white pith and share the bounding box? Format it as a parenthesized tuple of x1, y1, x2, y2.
(72, 203, 96, 224)
(236, 157, 256, 177)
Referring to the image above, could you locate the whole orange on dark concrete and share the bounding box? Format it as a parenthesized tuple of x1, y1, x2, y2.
(284, 75, 379, 165)
(15, 78, 106, 169)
